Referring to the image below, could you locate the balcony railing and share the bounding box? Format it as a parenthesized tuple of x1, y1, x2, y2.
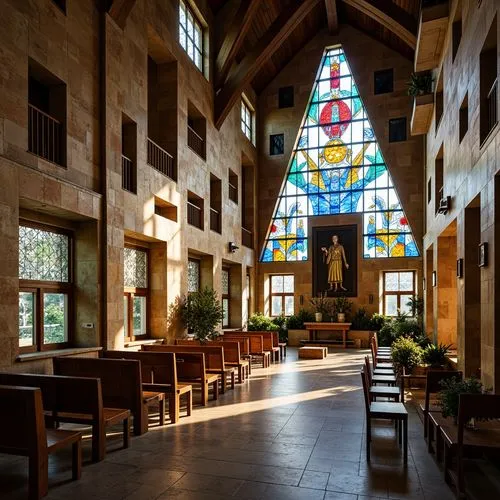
(122, 154, 135, 193)
(210, 207, 221, 233)
(242, 227, 253, 248)
(486, 79, 498, 136)
(187, 125, 205, 158)
(147, 138, 175, 181)
(187, 201, 203, 229)
(229, 182, 238, 203)
(28, 104, 63, 165)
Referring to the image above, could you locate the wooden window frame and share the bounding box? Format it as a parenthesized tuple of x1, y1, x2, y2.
(270, 275, 294, 317)
(179, 0, 205, 74)
(222, 268, 230, 328)
(124, 244, 150, 342)
(241, 97, 254, 143)
(19, 221, 74, 353)
(382, 271, 416, 317)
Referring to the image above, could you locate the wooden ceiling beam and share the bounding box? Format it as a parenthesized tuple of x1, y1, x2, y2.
(107, 0, 137, 29)
(215, 0, 321, 129)
(215, 0, 262, 88)
(325, 0, 339, 35)
(342, 0, 417, 49)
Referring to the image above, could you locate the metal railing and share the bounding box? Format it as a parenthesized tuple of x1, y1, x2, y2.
(242, 227, 253, 248)
(187, 201, 203, 229)
(187, 125, 205, 158)
(210, 207, 221, 233)
(147, 138, 175, 180)
(28, 104, 63, 165)
(229, 182, 238, 203)
(122, 154, 135, 193)
(486, 78, 498, 136)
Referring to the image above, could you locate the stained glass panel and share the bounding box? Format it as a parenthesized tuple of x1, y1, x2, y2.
(187, 259, 200, 293)
(19, 226, 69, 282)
(124, 248, 147, 288)
(260, 46, 419, 262)
(222, 269, 229, 295)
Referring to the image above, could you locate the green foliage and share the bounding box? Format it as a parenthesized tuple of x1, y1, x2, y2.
(407, 72, 433, 96)
(422, 343, 451, 367)
(248, 313, 279, 332)
(391, 336, 423, 372)
(439, 377, 483, 419)
(350, 309, 388, 331)
(407, 296, 424, 318)
(333, 295, 353, 315)
(286, 309, 315, 330)
(392, 316, 422, 339)
(370, 313, 386, 331)
(181, 287, 223, 341)
(378, 319, 395, 346)
(309, 294, 330, 315)
(271, 314, 288, 342)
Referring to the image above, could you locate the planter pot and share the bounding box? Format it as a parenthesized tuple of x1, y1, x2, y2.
(337, 313, 345, 323)
(315, 313, 323, 322)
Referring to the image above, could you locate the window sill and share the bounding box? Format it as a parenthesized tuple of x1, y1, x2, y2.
(17, 346, 102, 363)
(124, 338, 164, 348)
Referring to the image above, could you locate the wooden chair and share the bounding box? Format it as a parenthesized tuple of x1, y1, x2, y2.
(142, 346, 218, 406)
(421, 370, 462, 441)
(53, 357, 164, 435)
(176, 340, 250, 383)
(435, 394, 500, 497)
(224, 333, 270, 368)
(0, 372, 130, 462)
(370, 338, 393, 369)
(360, 370, 408, 464)
(104, 351, 192, 424)
(364, 356, 396, 386)
(146, 344, 233, 393)
(0, 385, 82, 499)
(363, 366, 401, 402)
(373, 332, 391, 353)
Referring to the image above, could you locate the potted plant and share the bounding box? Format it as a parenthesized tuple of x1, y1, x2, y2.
(181, 287, 224, 342)
(309, 294, 329, 322)
(334, 295, 352, 323)
(439, 376, 483, 423)
(286, 309, 315, 346)
(407, 71, 433, 96)
(391, 336, 423, 374)
(422, 343, 451, 368)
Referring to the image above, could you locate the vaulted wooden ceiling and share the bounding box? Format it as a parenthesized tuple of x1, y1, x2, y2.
(209, 0, 421, 128)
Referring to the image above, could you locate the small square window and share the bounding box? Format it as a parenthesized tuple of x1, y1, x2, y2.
(270, 134, 284, 155)
(374, 69, 394, 95)
(52, 0, 66, 13)
(459, 93, 468, 143)
(389, 117, 407, 142)
(279, 86, 294, 108)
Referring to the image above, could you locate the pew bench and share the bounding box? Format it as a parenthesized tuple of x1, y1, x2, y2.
(0, 385, 82, 499)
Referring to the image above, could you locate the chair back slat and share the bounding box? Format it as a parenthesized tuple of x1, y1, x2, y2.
(142, 345, 223, 371)
(225, 333, 264, 354)
(360, 369, 371, 415)
(364, 356, 373, 386)
(220, 335, 250, 355)
(0, 385, 46, 456)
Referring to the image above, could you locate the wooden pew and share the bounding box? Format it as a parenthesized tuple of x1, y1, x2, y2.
(148, 344, 234, 393)
(53, 357, 164, 435)
(142, 345, 218, 406)
(0, 372, 130, 463)
(218, 336, 252, 374)
(241, 331, 280, 362)
(224, 333, 270, 368)
(176, 339, 249, 383)
(0, 385, 82, 499)
(104, 351, 192, 424)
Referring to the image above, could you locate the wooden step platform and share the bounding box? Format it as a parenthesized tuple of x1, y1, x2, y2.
(298, 346, 328, 359)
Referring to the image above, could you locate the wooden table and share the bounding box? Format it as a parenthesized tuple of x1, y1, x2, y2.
(304, 322, 352, 348)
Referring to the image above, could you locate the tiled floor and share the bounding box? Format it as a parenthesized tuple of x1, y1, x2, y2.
(0, 349, 454, 499)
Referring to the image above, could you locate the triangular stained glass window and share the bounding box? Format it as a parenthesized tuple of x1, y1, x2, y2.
(260, 46, 419, 262)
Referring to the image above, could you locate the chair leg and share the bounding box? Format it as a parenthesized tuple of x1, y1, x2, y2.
(92, 422, 105, 462)
(29, 451, 48, 499)
(403, 417, 408, 465)
(158, 398, 165, 426)
(366, 420, 371, 462)
(230, 371, 235, 390)
(212, 380, 219, 400)
(72, 439, 82, 481)
(169, 394, 179, 423)
(123, 416, 130, 448)
(423, 411, 428, 439)
(221, 374, 226, 394)
(237, 366, 243, 384)
(186, 391, 192, 416)
(201, 383, 208, 407)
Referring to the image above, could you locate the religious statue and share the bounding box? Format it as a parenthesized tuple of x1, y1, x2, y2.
(321, 234, 349, 291)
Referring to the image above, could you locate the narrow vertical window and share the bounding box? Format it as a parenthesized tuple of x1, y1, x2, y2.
(241, 97, 254, 142)
(179, 0, 204, 73)
(222, 268, 230, 328)
(187, 259, 201, 293)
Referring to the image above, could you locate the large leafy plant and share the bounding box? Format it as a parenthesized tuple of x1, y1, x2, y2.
(286, 309, 315, 329)
(407, 71, 433, 96)
(422, 343, 451, 367)
(247, 313, 279, 331)
(391, 336, 423, 373)
(439, 377, 483, 419)
(181, 287, 223, 341)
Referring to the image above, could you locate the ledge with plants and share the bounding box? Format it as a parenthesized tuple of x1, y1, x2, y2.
(408, 71, 434, 136)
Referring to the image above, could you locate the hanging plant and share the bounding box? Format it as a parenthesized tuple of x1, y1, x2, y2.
(407, 72, 433, 96)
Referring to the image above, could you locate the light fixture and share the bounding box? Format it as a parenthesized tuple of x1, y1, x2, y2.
(228, 242, 239, 253)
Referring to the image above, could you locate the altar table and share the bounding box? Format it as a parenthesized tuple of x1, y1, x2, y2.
(304, 322, 352, 348)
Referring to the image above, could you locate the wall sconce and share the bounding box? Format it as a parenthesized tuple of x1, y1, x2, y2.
(456, 258, 464, 278)
(478, 242, 488, 268)
(228, 242, 239, 253)
(368, 294, 374, 304)
(299, 295, 304, 305)
(432, 271, 437, 287)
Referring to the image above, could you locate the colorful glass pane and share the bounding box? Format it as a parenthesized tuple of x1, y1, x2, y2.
(260, 46, 419, 262)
